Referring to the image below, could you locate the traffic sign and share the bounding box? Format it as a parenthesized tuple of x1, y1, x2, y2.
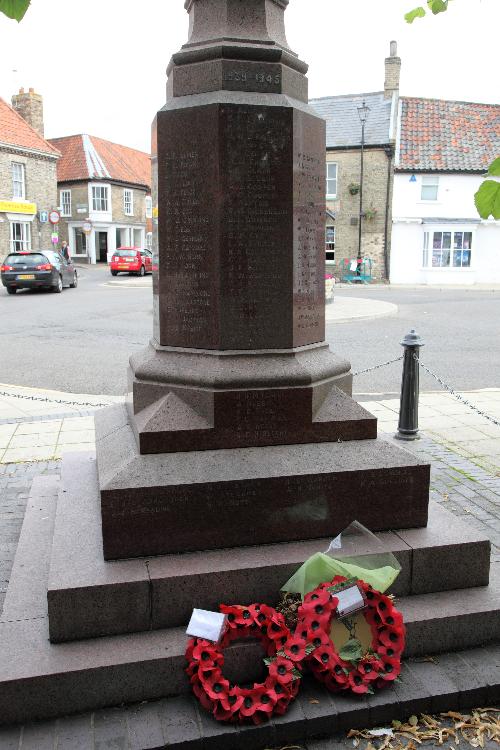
(82, 220, 92, 235)
(51, 232, 59, 245)
(49, 210, 60, 225)
(39, 210, 48, 223)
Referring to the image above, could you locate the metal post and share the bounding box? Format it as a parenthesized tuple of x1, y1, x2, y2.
(356, 118, 365, 277)
(395, 329, 424, 441)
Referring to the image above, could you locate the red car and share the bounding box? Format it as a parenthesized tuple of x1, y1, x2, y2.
(109, 247, 152, 276)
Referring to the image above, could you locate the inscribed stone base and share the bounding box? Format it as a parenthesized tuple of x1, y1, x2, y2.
(96, 404, 430, 560)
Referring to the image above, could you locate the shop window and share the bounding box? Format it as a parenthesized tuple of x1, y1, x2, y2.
(74, 229, 88, 255)
(60, 190, 72, 217)
(12, 163, 25, 199)
(146, 232, 153, 250)
(326, 163, 337, 198)
(423, 230, 473, 268)
(145, 196, 153, 219)
(325, 225, 335, 262)
(421, 175, 439, 201)
(10, 221, 31, 252)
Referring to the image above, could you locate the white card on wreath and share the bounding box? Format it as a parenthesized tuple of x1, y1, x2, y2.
(335, 585, 365, 618)
(186, 609, 227, 643)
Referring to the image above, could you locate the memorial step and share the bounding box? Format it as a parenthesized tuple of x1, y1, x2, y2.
(0, 475, 498, 725)
(47, 453, 490, 643)
(0, 651, 499, 741)
(96, 404, 430, 559)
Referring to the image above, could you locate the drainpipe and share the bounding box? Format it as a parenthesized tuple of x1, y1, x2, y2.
(383, 145, 394, 281)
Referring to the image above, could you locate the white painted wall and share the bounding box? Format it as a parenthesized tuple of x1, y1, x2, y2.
(391, 172, 500, 285)
(393, 173, 483, 219)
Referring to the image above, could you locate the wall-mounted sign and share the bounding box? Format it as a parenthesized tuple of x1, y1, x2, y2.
(49, 210, 60, 225)
(76, 204, 88, 214)
(39, 210, 49, 223)
(82, 221, 93, 235)
(0, 200, 37, 215)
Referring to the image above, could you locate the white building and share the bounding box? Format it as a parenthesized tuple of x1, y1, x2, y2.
(391, 97, 499, 285)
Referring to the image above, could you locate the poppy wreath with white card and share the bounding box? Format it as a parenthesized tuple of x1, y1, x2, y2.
(186, 604, 303, 724)
(295, 576, 405, 695)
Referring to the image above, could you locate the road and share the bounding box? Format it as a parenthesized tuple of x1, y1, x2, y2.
(0, 265, 499, 396)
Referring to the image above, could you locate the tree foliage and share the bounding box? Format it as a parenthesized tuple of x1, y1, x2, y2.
(405, 0, 452, 23)
(0, 0, 30, 21)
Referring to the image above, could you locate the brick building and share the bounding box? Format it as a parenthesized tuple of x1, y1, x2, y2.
(310, 43, 401, 281)
(0, 89, 59, 255)
(48, 135, 152, 264)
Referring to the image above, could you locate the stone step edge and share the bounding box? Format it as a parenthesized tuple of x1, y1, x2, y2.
(0, 566, 499, 726)
(46, 453, 490, 642)
(1, 647, 499, 745)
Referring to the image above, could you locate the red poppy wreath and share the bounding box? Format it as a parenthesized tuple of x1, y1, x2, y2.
(295, 576, 405, 695)
(186, 604, 303, 724)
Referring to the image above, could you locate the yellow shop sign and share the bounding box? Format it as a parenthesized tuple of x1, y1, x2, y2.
(0, 200, 37, 215)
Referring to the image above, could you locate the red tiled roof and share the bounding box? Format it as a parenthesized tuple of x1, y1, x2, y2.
(0, 97, 59, 156)
(398, 97, 500, 172)
(49, 134, 151, 189)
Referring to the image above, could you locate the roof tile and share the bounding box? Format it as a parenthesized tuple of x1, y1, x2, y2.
(48, 134, 151, 189)
(0, 97, 59, 156)
(310, 91, 393, 148)
(398, 97, 500, 171)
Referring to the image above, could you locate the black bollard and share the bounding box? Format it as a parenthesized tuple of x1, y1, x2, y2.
(395, 329, 424, 441)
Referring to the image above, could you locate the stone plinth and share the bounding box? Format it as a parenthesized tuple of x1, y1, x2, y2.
(97, 405, 429, 560)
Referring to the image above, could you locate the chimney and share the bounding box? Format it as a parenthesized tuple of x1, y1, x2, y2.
(11, 87, 44, 137)
(384, 41, 401, 99)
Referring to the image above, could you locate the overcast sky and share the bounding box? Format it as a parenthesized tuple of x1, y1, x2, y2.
(0, 0, 498, 153)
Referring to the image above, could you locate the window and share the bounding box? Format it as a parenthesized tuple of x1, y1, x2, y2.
(74, 229, 88, 255)
(423, 230, 473, 268)
(146, 232, 153, 250)
(92, 185, 109, 212)
(421, 175, 439, 201)
(145, 196, 153, 219)
(9, 221, 31, 252)
(326, 162, 337, 198)
(452, 231, 472, 267)
(124, 189, 133, 216)
(325, 225, 335, 262)
(60, 190, 72, 217)
(12, 163, 25, 199)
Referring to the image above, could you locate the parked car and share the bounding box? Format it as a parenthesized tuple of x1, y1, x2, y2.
(109, 247, 152, 276)
(1, 250, 78, 295)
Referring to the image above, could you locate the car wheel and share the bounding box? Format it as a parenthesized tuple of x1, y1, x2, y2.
(139, 265, 145, 277)
(6, 287, 16, 295)
(70, 271, 78, 288)
(53, 275, 63, 293)
(111, 270, 118, 276)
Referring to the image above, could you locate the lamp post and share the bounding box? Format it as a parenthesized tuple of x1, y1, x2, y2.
(356, 100, 370, 278)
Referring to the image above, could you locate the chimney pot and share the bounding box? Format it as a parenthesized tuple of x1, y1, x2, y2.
(390, 40, 397, 57)
(29, 87, 35, 93)
(19, 87, 24, 94)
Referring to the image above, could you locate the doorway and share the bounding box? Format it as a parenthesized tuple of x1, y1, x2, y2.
(97, 231, 108, 263)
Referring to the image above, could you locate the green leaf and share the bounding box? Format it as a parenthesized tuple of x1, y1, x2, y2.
(405, 6, 426, 23)
(474, 180, 500, 220)
(305, 644, 316, 656)
(428, 0, 448, 14)
(339, 638, 363, 662)
(263, 657, 273, 667)
(487, 157, 500, 176)
(0, 0, 30, 21)
(292, 668, 302, 679)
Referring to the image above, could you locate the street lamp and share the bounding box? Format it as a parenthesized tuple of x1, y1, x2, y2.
(356, 100, 370, 278)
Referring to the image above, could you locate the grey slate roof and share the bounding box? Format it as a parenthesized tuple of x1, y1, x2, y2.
(310, 91, 393, 148)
